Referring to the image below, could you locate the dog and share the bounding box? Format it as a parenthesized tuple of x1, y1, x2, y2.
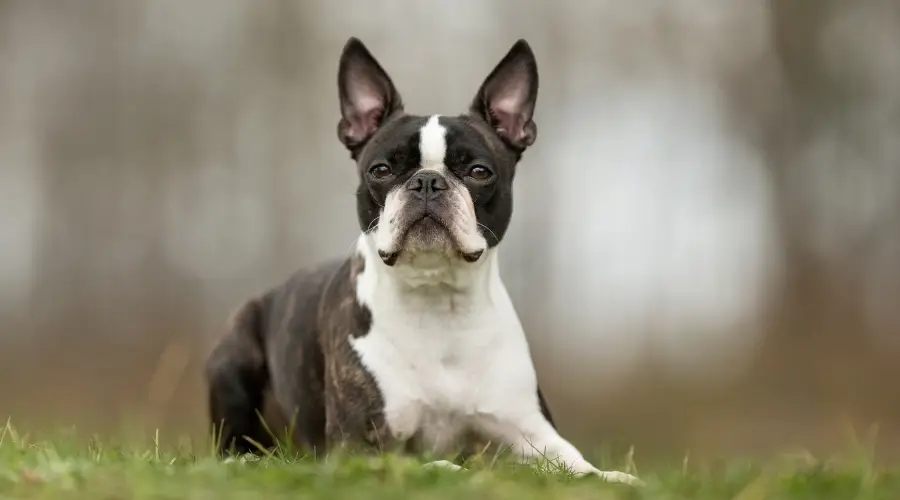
(204, 37, 641, 486)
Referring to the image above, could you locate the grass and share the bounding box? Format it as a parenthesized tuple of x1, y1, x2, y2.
(1, 421, 899, 499)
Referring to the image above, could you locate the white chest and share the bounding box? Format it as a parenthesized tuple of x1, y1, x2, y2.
(350, 247, 539, 454)
(350, 296, 535, 453)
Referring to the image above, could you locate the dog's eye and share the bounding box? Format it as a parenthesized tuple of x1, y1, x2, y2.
(467, 164, 493, 181)
(368, 163, 392, 179)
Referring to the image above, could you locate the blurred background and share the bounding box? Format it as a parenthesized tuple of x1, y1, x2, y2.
(2, 0, 900, 461)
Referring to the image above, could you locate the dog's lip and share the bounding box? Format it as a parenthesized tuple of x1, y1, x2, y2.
(412, 214, 486, 263)
(416, 211, 441, 223)
(378, 249, 399, 266)
(406, 211, 448, 231)
(379, 210, 485, 265)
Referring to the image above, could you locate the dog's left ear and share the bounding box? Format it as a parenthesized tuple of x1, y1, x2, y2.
(470, 40, 539, 152)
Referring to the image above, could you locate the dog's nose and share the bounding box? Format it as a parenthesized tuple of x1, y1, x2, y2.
(407, 170, 448, 200)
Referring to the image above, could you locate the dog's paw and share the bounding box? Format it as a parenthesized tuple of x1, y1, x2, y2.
(222, 453, 261, 465)
(422, 460, 465, 472)
(578, 468, 645, 487)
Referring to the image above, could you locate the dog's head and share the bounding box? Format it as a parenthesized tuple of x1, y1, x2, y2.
(337, 38, 538, 268)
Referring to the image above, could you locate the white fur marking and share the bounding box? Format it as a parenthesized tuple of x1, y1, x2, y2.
(422, 460, 464, 472)
(419, 115, 447, 171)
(349, 236, 640, 485)
(373, 187, 404, 253)
(372, 114, 488, 258)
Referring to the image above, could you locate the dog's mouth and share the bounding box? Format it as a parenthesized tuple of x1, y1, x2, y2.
(411, 212, 445, 232)
(377, 212, 483, 266)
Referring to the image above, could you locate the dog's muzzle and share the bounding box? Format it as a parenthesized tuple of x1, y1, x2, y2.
(376, 170, 486, 266)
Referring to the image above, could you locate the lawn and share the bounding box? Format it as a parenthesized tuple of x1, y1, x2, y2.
(0, 422, 898, 499)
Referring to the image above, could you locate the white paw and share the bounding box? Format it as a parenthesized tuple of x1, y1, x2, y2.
(586, 468, 645, 487)
(222, 453, 261, 465)
(422, 460, 464, 472)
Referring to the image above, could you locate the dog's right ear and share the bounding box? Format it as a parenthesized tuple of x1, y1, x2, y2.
(337, 37, 404, 156)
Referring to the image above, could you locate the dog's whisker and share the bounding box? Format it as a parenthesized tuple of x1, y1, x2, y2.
(476, 222, 499, 244)
(365, 216, 380, 234)
(342, 217, 380, 257)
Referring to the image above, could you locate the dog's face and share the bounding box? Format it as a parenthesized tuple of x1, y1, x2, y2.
(336, 38, 539, 267)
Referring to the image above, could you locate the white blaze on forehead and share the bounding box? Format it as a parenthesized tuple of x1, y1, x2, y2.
(419, 115, 447, 170)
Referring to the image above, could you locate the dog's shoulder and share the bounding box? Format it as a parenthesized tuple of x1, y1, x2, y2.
(212, 259, 344, 345)
(259, 257, 348, 341)
(316, 252, 372, 343)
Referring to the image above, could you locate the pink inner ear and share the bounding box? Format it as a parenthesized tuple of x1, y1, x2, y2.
(489, 82, 530, 141)
(491, 81, 528, 117)
(345, 82, 386, 141)
(352, 90, 384, 117)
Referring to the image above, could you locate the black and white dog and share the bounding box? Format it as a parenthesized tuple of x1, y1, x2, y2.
(205, 37, 640, 485)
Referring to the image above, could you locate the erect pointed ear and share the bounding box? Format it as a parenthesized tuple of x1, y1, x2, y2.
(470, 40, 539, 152)
(337, 37, 404, 155)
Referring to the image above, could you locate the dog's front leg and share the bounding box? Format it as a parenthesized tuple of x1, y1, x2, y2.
(478, 412, 643, 486)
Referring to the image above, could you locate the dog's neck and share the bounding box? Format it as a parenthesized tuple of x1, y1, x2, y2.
(355, 234, 502, 314)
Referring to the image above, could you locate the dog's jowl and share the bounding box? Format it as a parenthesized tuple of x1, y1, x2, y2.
(204, 37, 641, 486)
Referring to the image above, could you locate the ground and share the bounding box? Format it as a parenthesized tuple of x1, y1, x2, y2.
(1, 423, 898, 499)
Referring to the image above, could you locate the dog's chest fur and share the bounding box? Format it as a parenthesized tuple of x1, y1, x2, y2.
(348, 239, 537, 453)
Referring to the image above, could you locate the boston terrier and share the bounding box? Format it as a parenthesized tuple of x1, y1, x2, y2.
(204, 37, 641, 485)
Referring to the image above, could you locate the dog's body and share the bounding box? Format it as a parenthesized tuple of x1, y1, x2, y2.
(205, 38, 640, 485)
